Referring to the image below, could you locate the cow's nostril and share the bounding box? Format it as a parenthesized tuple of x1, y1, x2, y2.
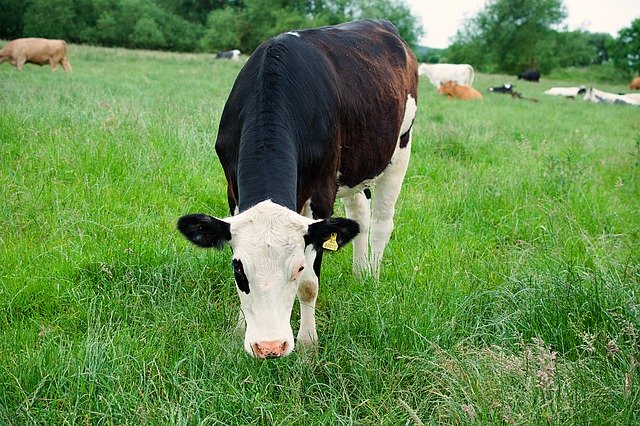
(253, 340, 288, 358)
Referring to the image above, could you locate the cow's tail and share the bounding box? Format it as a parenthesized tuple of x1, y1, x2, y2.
(468, 65, 475, 87)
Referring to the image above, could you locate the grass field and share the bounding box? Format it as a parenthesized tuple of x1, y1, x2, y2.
(1, 43, 639, 424)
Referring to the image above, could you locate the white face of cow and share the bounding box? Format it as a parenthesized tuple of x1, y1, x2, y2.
(177, 200, 359, 358)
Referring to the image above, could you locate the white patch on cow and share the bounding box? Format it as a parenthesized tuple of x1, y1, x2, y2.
(368, 132, 412, 279)
(225, 200, 316, 356)
(300, 198, 312, 218)
(286, 31, 301, 37)
(338, 93, 416, 279)
(400, 94, 417, 136)
(336, 178, 377, 198)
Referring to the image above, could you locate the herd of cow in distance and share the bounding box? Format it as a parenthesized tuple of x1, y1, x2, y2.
(2, 24, 639, 358)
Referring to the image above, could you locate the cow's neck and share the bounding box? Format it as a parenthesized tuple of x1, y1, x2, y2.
(236, 42, 304, 213)
(237, 129, 298, 212)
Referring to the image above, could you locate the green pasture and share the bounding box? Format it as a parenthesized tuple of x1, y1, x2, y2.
(1, 44, 638, 424)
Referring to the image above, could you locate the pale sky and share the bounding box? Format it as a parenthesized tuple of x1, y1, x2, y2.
(406, 0, 639, 48)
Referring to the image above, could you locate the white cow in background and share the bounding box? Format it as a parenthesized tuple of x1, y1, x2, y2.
(418, 63, 475, 88)
(543, 86, 586, 98)
(583, 87, 640, 106)
(622, 93, 640, 103)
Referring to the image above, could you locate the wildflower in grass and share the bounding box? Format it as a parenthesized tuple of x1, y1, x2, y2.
(462, 404, 476, 423)
(533, 337, 557, 392)
(579, 332, 596, 354)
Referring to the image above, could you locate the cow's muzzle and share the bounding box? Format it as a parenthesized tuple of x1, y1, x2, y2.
(252, 340, 289, 358)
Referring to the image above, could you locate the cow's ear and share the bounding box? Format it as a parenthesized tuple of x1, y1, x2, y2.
(177, 214, 231, 249)
(305, 218, 359, 251)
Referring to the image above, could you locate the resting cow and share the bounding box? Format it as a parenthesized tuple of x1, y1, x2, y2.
(630, 77, 640, 90)
(488, 83, 513, 94)
(623, 93, 640, 103)
(517, 69, 540, 82)
(177, 20, 418, 358)
(0, 38, 71, 71)
(419, 63, 475, 88)
(438, 80, 483, 100)
(543, 86, 586, 98)
(583, 87, 640, 106)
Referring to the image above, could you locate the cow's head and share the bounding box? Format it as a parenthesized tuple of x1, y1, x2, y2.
(177, 200, 359, 358)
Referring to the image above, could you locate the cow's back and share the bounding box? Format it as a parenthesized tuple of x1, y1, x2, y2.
(216, 20, 418, 215)
(302, 20, 418, 188)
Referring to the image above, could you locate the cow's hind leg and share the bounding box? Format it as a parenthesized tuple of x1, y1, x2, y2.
(370, 131, 412, 280)
(61, 56, 72, 72)
(343, 190, 370, 276)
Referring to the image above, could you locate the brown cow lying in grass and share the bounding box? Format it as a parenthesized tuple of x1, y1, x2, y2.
(437, 80, 483, 100)
(630, 77, 640, 90)
(0, 38, 72, 71)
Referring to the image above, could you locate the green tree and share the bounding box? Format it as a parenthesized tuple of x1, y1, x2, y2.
(200, 0, 423, 54)
(132, 16, 166, 48)
(0, 0, 30, 39)
(447, 0, 566, 74)
(357, 0, 424, 48)
(553, 30, 614, 68)
(87, 0, 202, 50)
(612, 18, 640, 76)
(199, 7, 242, 52)
(22, 0, 77, 40)
(154, 0, 235, 25)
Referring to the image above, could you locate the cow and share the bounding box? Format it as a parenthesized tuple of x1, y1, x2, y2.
(418, 63, 475, 88)
(623, 93, 640, 103)
(543, 86, 587, 99)
(215, 49, 241, 60)
(583, 87, 640, 106)
(630, 77, 640, 90)
(517, 69, 540, 82)
(437, 80, 483, 100)
(488, 83, 514, 94)
(0, 38, 72, 71)
(177, 20, 418, 358)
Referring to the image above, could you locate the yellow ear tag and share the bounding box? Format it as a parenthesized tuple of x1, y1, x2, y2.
(322, 232, 339, 251)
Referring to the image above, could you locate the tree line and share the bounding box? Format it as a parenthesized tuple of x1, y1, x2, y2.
(2, 0, 638, 79)
(0, 0, 423, 54)
(444, 0, 640, 78)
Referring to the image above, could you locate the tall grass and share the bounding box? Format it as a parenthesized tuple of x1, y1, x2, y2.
(1, 44, 638, 424)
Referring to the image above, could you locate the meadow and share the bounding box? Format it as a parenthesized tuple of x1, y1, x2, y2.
(1, 44, 638, 424)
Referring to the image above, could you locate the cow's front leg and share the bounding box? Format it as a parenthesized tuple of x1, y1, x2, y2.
(297, 249, 321, 347)
(297, 274, 318, 347)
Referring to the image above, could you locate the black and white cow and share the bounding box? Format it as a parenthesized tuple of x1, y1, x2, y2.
(488, 83, 514, 93)
(215, 49, 241, 60)
(582, 87, 640, 106)
(177, 20, 418, 358)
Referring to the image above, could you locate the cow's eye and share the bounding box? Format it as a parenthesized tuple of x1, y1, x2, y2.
(293, 264, 305, 280)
